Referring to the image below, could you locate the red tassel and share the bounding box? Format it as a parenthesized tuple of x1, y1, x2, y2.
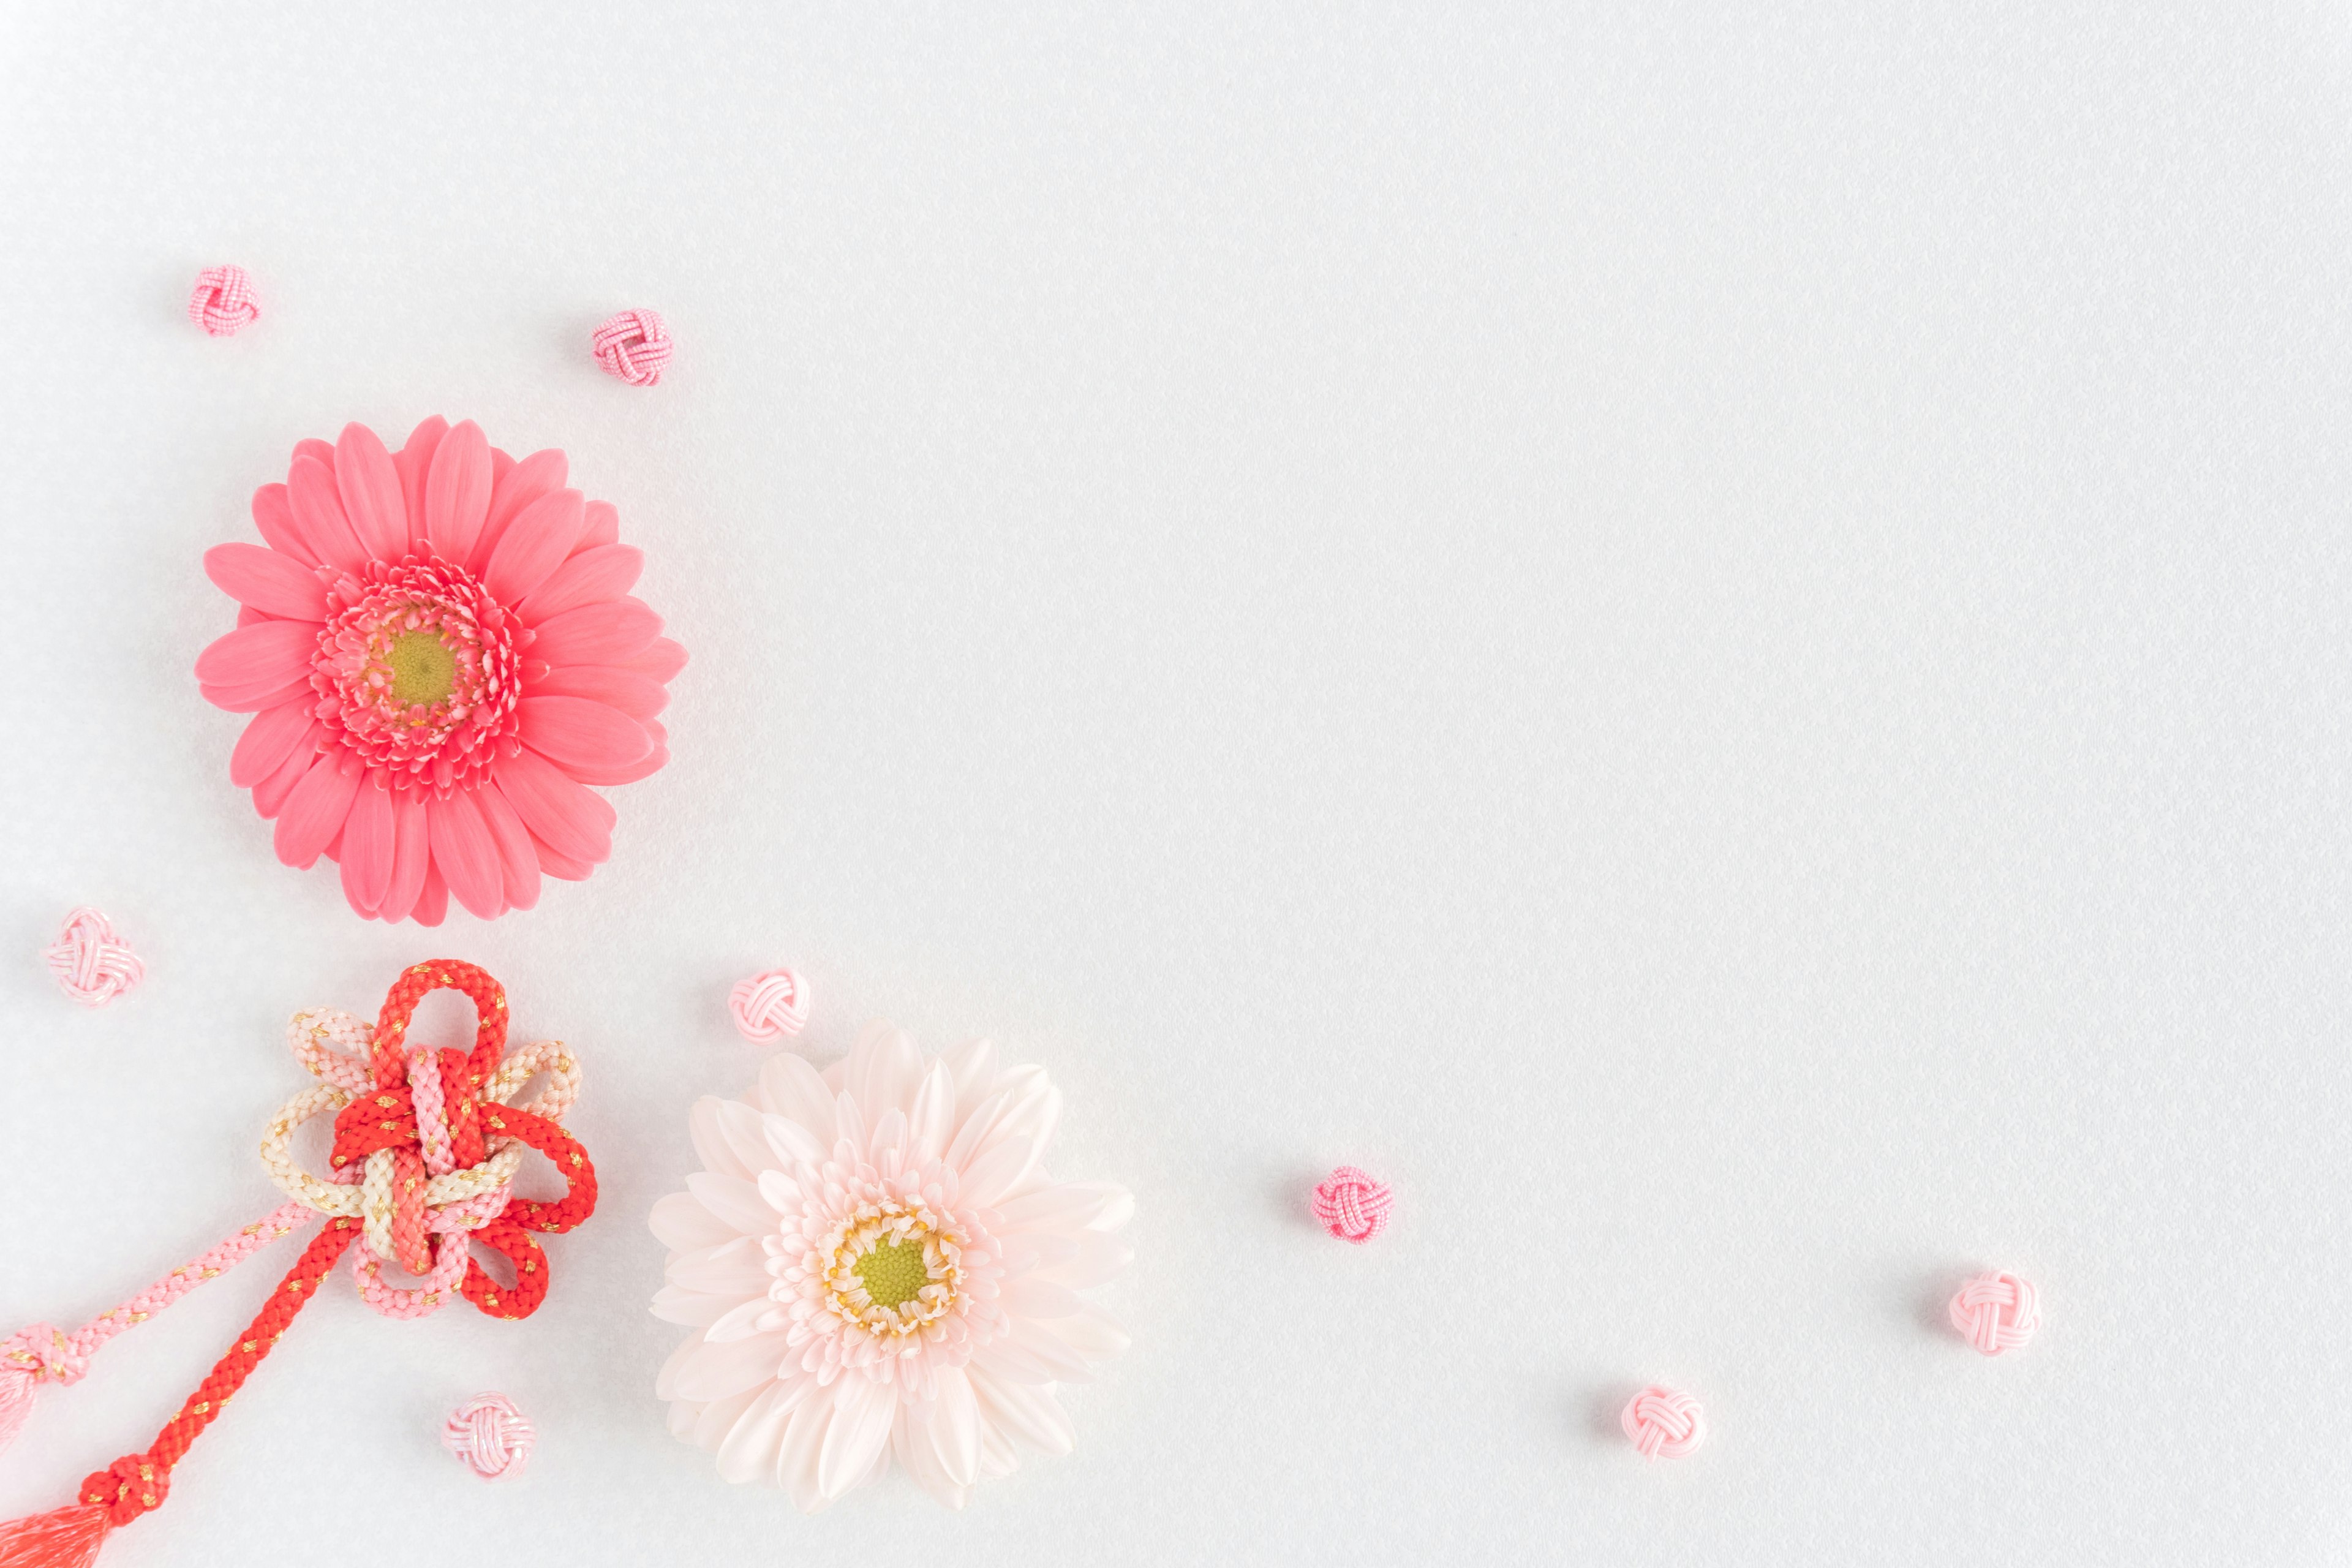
(0, 1503, 111, 1568)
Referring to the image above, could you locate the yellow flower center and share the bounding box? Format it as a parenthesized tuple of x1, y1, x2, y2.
(853, 1238, 930, 1310)
(388, 630, 457, 707)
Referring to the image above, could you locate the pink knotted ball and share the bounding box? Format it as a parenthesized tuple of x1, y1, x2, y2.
(43, 908, 144, 1008)
(1310, 1165, 1393, 1244)
(442, 1392, 535, 1481)
(1948, 1270, 2041, 1357)
(591, 308, 673, 386)
(188, 265, 260, 337)
(1621, 1385, 1705, 1460)
(728, 967, 811, 1042)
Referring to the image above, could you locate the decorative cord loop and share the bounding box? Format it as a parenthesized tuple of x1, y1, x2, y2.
(45, 908, 144, 1008)
(1948, 1270, 2040, 1356)
(187, 265, 260, 337)
(442, 1392, 535, 1481)
(1621, 1386, 1705, 1460)
(590, 308, 673, 386)
(728, 967, 810, 1041)
(1311, 1166, 1393, 1243)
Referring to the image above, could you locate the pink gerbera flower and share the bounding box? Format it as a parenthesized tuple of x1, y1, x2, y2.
(195, 418, 685, 924)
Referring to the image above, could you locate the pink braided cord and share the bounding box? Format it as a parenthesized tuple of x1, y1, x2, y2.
(43, 907, 144, 1008)
(442, 1392, 535, 1480)
(188, 264, 260, 336)
(0, 1200, 311, 1450)
(1311, 1166, 1393, 1243)
(1949, 1270, 2041, 1356)
(350, 1184, 512, 1320)
(590, 308, 673, 386)
(728, 968, 810, 1042)
(1621, 1385, 1705, 1460)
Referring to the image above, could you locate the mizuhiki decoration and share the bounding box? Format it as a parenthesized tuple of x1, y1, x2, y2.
(194, 418, 686, 924)
(0, 962, 596, 1568)
(654, 1022, 1132, 1510)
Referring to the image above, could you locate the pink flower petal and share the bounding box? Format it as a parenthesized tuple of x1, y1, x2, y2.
(377, 789, 429, 923)
(251, 483, 315, 567)
(427, 788, 507, 920)
(293, 437, 335, 468)
(251, 728, 321, 818)
(518, 696, 650, 775)
(483, 488, 585, 607)
(333, 423, 407, 562)
(473, 449, 568, 575)
(425, 420, 492, 566)
(472, 777, 542, 912)
(195, 618, 317, 692)
(412, 863, 450, 927)
(817, 1378, 897, 1502)
(204, 543, 326, 621)
(230, 701, 317, 789)
(627, 636, 689, 684)
(531, 597, 662, 668)
(575, 499, 620, 553)
(491, 748, 613, 866)
(529, 832, 594, 881)
(273, 755, 361, 869)
(529, 665, 668, 720)
(518, 544, 642, 625)
(288, 454, 368, 573)
(339, 781, 397, 915)
(393, 416, 448, 552)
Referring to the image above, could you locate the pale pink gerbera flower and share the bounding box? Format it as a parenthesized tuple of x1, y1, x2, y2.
(652, 1024, 1133, 1510)
(194, 418, 685, 924)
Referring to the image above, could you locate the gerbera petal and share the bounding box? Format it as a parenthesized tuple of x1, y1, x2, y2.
(287, 454, 368, 573)
(473, 448, 568, 574)
(998, 1276, 1082, 1320)
(652, 1190, 739, 1253)
(714, 1098, 781, 1180)
(250, 730, 320, 818)
(229, 701, 317, 789)
(775, 1384, 834, 1511)
(556, 740, 668, 788)
(527, 665, 668, 722)
(375, 789, 429, 923)
(758, 1052, 838, 1142)
(1048, 1302, 1131, 1363)
(626, 635, 689, 683)
(202, 674, 315, 714)
(204, 543, 326, 620)
(531, 596, 662, 668)
(690, 1098, 755, 1181)
(670, 1332, 791, 1403)
(576, 498, 620, 552)
(686, 1172, 777, 1238)
(993, 1182, 1131, 1236)
(652, 1286, 748, 1329)
(893, 1408, 972, 1510)
(940, 1039, 1000, 1126)
(333, 423, 407, 561)
(906, 1063, 957, 1163)
(529, 832, 594, 881)
(491, 747, 614, 865)
(250, 483, 315, 567)
(1033, 1232, 1133, 1291)
(337, 781, 396, 915)
(424, 420, 492, 565)
(715, 1378, 812, 1484)
(426, 788, 506, 919)
(956, 1134, 1036, 1210)
(667, 1237, 773, 1297)
(818, 1375, 897, 1502)
(690, 1384, 764, 1450)
(271, 756, 360, 870)
(411, 864, 450, 927)
(484, 488, 585, 606)
(845, 1022, 924, 1121)
(195, 619, 317, 692)
(470, 777, 541, 912)
(393, 415, 448, 550)
(519, 544, 642, 625)
(968, 1367, 1075, 1458)
(922, 1366, 983, 1488)
(518, 696, 651, 775)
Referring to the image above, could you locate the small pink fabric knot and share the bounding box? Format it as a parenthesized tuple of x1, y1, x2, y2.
(189, 265, 260, 337)
(1948, 1269, 2041, 1356)
(442, 1391, 535, 1481)
(591, 308, 673, 386)
(0, 1324, 86, 1453)
(43, 907, 144, 1007)
(728, 967, 811, 1042)
(1621, 1385, 1705, 1460)
(1310, 1165, 1393, 1243)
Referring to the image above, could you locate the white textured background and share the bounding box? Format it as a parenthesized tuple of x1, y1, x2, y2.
(2, 5, 2349, 1564)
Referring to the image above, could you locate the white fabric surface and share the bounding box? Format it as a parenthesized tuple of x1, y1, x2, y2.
(2, 6, 2348, 1564)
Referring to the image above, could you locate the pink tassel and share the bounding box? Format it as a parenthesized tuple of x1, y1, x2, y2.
(0, 1364, 36, 1453)
(0, 1503, 110, 1568)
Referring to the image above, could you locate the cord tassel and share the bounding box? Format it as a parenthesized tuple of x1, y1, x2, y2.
(0, 1502, 110, 1568)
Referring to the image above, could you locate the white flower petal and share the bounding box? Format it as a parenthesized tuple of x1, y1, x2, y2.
(690, 1385, 763, 1452)
(777, 1383, 834, 1511)
(761, 1110, 825, 1169)
(982, 1065, 1063, 1166)
(832, 1090, 869, 1150)
(650, 1190, 737, 1252)
(671, 1331, 791, 1401)
(1049, 1301, 1132, 1363)
(652, 1285, 751, 1329)
(686, 1172, 780, 1238)
(756, 1167, 802, 1215)
(970, 1365, 1075, 1457)
(818, 1374, 898, 1501)
(940, 1037, 999, 1126)
(655, 1331, 702, 1401)
(707, 1294, 783, 1343)
(759, 1051, 837, 1140)
(958, 1134, 1037, 1209)
(923, 1365, 982, 1487)
(846, 1021, 923, 1120)
(665, 1235, 772, 1295)
(713, 1098, 780, 1180)
(690, 1096, 754, 1180)
(893, 1405, 971, 1509)
(994, 1181, 1131, 1235)
(869, 1107, 909, 1164)
(715, 1378, 807, 1483)
(1034, 1232, 1133, 1290)
(905, 1062, 957, 1161)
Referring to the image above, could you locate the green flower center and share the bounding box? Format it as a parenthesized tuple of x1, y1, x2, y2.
(853, 1238, 930, 1310)
(388, 630, 457, 707)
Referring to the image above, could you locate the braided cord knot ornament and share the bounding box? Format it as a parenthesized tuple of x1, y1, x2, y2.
(43, 908, 144, 1008)
(1948, 1270, 2040, 1356)
(187, 265, 260, 337)
(590, 308, 673, 386)
(0, 962, 595, 1567)
(442, 1392, 535, 1481)
(1621, 1386, 1705, 1460)
(727, 967, 810, 1042)
(1310, 1165, 1393, 1243)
